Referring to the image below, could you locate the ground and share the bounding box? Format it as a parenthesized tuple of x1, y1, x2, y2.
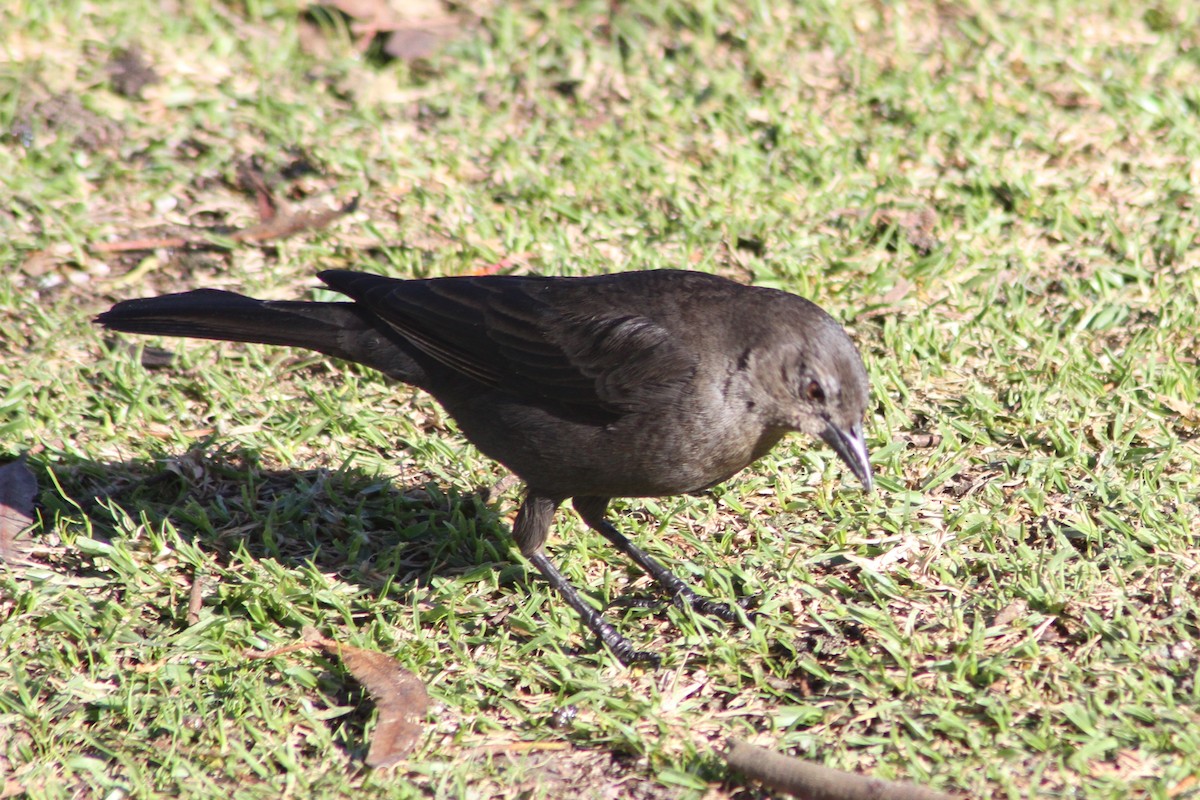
(1, 1, 1198, 798)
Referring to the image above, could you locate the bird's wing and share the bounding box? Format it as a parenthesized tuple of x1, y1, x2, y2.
(318, 271, 698, 414)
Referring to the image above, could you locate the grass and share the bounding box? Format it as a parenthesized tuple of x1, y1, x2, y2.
(2, 0, 1199, 797)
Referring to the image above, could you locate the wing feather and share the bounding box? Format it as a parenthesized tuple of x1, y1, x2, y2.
(318, 270, 697, 414)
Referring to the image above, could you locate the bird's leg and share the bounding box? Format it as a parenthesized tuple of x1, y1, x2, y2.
(572, 497, 750, 625)
(525, 552, 660, 667)
(514, 494, 660, 666)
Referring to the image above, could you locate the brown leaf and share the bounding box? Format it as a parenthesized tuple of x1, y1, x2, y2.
(94, 194, 359, 255)
(319, 639, 429, 767)
(0, 456, 38, 565)
(321, 0, 394, 21)
(382, 19, 460, 60)
(1169, 774, 1199, 797)
(837, 206, 940, 255)
(992, 599, 1029, 628)
(903, 431, 942, 449)
(244, 629, 428, 766)
(235, 157, 279, 222)
(237, 195, 359, 243)
(326, 642, 429, 767)
(313, 0, 463, 59)
(872, 206, 939, 255)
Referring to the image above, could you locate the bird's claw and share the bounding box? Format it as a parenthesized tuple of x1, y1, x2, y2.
(674, 592, 747, 623)
(611, 641, 662, 668)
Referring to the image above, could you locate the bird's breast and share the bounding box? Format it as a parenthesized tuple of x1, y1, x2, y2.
(443, 390, 784, 499)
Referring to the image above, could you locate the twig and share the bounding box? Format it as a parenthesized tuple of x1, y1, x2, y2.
(723, 739, 961, 800)
(92, 196, 359, 255)
(186, 567, 205, 625)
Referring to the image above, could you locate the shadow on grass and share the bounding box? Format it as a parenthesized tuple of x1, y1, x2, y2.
(16, 449, 873, 778)
(28, 445, 790, 674)
(36, 445, 522, 600)
(31, 447, 696, 661)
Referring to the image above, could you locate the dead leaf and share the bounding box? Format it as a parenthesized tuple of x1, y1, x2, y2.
(382, 19, 461, 61)
(94, 195, 358, 255)
(993, 599, 1029, 627)
(311, 0, 464, 59)
(879, 277, 914, 305)
(236, 157, 280, 223)
(321, 638, 429, 767)
(245, 627, 429, 767)
(1160, 394, 1200, 425)
(834, 206, 940, 255)
(903, 431, 942, 448)
(470, 252, 532, 277)
(0, 456, 38, 565)
(858, 277, 915, 320)
(873, 206, 939, 254)
(237, 194, 359, 243)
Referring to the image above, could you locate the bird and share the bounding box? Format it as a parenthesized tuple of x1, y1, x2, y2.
(96, 268, 872, 665)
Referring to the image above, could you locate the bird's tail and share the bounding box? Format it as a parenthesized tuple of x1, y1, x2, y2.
(96, 289, 408, 377)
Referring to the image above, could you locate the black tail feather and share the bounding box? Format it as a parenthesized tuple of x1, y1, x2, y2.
(96, 289, 419, 381)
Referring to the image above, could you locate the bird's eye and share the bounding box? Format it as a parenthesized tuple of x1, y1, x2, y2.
(804, 380, 825, 403)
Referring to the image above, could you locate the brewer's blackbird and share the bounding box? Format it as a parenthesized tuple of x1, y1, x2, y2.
(97, 269, 871, 665)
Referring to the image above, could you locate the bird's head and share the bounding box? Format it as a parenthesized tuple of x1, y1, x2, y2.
(749, 301, 873, 490)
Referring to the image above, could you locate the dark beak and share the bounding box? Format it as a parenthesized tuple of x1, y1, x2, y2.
(820, 421, 873, 491)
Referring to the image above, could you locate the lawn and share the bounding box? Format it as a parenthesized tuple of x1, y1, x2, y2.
(1, 0, 1198, 798)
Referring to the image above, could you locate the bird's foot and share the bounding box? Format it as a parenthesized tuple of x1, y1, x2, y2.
(527, 549, 664, 668)
(672, 587, 759, 625)
(611, 586, 759, 625)
(609, 594, 662, 610)
(595, 616, 661, 666)
(609, 640, 663, 668)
